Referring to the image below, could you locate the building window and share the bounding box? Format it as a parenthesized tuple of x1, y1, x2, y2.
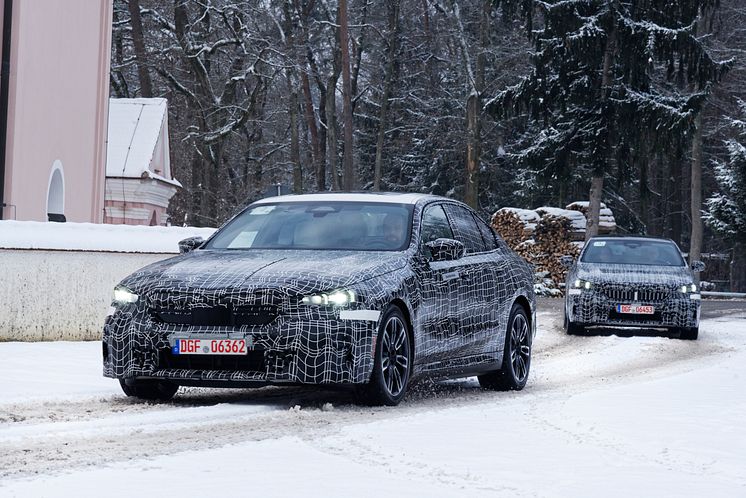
(47, 160, 65, 222)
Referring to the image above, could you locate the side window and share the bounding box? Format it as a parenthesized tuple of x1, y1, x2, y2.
(473, 213, 497, 251)
(443, 204, 486, 254)
(420, 204, 454, 248)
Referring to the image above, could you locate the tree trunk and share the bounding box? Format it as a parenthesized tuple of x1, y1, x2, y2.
(639, 157, 649, 233)
(373, 0, 400, 191)
(465, 92, 480, 208)
(127, 0, 153, 97)
(326, 75, 341, 191)
(669, 158, 683, 245)
(301, 73, 322, 190)
(689, 111, 703, 283)
(731, 243, 746, 292)
(586, 175, 604, 240)
(586, 9, 617, 240)
(339, 0, 355, 191)
(290, 89, 302, 194)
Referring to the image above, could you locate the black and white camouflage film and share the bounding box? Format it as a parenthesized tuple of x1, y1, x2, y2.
(103, 193, 536, 401)
(564, 236, 701, 339)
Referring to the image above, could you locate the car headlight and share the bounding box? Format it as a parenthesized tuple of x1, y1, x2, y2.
(301, 289, 357, 306)
(113, 286, 139, 305)
(573, 279, 593, 290)
(680, 283, 697, 293)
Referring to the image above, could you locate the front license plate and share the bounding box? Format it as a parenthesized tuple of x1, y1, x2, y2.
(616, 304, 655, 315)
(172, 339, 247, 355)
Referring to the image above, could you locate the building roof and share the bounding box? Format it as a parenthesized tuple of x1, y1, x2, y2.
(106, 98, 181, 187)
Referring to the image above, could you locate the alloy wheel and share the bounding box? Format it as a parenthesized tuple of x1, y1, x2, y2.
(381, 315, 410, 397)
(509, 313, 530, 382)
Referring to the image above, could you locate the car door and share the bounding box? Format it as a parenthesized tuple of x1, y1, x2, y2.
(414, 203, 463, 365)
(442, 204, 503, 356)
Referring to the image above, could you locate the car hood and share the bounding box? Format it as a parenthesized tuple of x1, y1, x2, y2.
(120, 249, 407, 297)
(574, 262, 694, 287)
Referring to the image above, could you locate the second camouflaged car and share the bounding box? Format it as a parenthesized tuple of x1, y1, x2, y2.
(563, 236, 703, 340)
(103, 193, 536, 405)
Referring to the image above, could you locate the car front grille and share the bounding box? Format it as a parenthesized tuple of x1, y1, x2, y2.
(152, 305, 278, 327)
(602, 286, 671, 303)
(158, 349, 266, 371)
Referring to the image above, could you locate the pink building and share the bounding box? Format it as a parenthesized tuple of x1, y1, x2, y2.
(0, 0, 112, 223)
(105, 98, 180, 226)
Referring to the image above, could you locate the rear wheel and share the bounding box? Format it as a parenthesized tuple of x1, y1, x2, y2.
(119, 378, 178, 401)
(479, 304, 531, 391)
(678, 327, 699, 341)
(355, 306, 412, 406)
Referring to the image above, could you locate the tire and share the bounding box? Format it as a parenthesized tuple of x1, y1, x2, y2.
(479, 303, 531, 391)
(678, 327, 699, 341)
(119, 378, 179, 401)
(564, 310, 585, 335)
(355, 306, 412, 406)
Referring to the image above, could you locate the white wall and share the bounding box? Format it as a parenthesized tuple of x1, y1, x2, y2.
(0, 250, 172, 341)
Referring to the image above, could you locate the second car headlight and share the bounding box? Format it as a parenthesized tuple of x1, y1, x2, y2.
(573, 279, 593, 290)
(301, 289, 357, 306)
(113, 286, 139, 305)
(680, 283, 697, 293)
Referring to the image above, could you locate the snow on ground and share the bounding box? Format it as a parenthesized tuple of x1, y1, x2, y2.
(1, 309, 745, 497)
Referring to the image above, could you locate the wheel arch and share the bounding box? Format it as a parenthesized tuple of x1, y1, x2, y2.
(513, 294, 533, 329)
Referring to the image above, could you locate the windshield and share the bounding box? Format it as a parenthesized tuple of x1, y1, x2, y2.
(205, 201, 413, 251)
(581, 239, 685, 266)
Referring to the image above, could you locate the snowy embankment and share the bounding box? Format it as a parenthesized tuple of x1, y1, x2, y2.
(1, 310, 745, 497)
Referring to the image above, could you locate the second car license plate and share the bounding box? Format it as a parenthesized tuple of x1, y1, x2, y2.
(616, 304, 654, 315)
(173, 338, 247, 355)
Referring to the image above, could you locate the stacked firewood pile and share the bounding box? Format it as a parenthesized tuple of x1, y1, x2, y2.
(491, 203, 616, 295)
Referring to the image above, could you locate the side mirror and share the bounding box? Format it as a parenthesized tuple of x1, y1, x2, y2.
(560, 255, 575, 269)
(178, 236, 204, 254)
(691, 260, 705, 273)
(425, 238, 465, 262)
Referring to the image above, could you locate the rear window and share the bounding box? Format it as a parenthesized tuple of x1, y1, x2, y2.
(581, 239, 685, 266)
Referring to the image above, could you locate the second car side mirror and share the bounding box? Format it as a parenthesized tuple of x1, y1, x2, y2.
(425, 238, 465, 262)
(691, 260, 705, 273)
(178, 236, 204, 254)
(560, 255, 575, 268)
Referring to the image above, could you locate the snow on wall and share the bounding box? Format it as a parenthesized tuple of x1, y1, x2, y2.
(0, 221, 216, 253)
(0, 221, 217, 341)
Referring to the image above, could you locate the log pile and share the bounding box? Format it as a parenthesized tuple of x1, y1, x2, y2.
(566, 201, 616, 234)
(490, 202, 616, 295)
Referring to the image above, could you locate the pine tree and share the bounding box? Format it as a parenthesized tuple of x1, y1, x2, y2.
(706, 99, 746, 291)
(489, 0, 729, 240)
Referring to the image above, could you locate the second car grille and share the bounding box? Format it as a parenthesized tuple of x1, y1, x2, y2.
(152, 305, 278, 327)
(602, 286, 671, 303)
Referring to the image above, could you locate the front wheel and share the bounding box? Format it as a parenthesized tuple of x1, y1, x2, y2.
(564, 310, 585, 335)
(119, 378, 178, 401)
(678, 327, 699, 341)
(355, 306, 412, 406)
(479, 303, 531, 391)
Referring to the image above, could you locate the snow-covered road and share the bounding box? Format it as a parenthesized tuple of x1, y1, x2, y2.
(1, 307, 745, 497)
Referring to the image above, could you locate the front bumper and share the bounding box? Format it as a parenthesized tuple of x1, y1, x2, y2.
(102, 304, 379, 385)
(567, 290, 700, 329)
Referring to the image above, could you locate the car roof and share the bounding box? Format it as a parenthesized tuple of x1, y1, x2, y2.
(589, 235, 677, 244)
(253, 192, 442, 205)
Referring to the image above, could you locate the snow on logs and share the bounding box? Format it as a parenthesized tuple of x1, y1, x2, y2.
(491, 203, 617, 295)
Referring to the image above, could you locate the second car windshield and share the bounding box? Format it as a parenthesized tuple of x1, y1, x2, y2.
(205, 201, 413, 251)
(581, 239, 685, 266)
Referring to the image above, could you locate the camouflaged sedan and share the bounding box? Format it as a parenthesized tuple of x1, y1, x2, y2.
(563, 236, 703, 340)
(103, 193, 536, 405)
